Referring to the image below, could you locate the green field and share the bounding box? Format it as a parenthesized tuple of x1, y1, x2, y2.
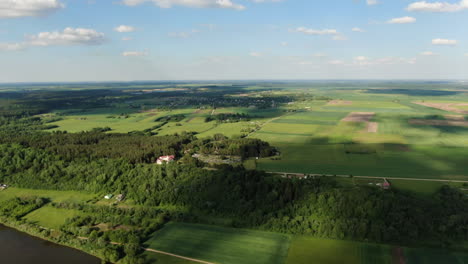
(286, 236, 392, 264)
(0, 187, 95, 203)
(144, 222, 290, 264)
(24, 205, 84, 229)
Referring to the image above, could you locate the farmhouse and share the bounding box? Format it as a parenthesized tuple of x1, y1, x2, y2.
(156, 155, 175, 165)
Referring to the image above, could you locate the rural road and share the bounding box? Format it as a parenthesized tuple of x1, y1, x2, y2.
(266, 172, 468, 183)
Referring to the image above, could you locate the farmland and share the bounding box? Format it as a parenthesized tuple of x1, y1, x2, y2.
(1, 81, 468, 264)
(144, 222, 290, 264)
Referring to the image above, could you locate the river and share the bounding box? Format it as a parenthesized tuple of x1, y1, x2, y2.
(0, 224, 100, 264)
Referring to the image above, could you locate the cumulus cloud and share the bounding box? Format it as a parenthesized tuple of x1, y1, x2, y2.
(122, 37, 132, 41)
(122, 51, 148, 57)
(367, 0, 379, 5)
(293, 27, 346, 40)
(352, 27, 365, 32)
(280, 41, 288, 46)
(387, 16, 416, 24)
(293, 27, 338, 35)
(122, 0, 245, 10)
(0, 0, 64, 18)
(407, 0, 468, 12)
(420, 51, 437, 56)
(27, 27, 105, 46)
(432, 38, 458, 45)
(353, 56, 417, 66)
(114, 25, 136, 33)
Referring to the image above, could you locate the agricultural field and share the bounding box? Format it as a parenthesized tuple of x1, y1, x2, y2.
(144, 222, 290, 264)
(27, 82, 468, 181)
(286, 236, 468, 264)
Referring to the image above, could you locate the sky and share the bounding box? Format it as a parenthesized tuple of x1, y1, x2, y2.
(0, 0, 467, 82)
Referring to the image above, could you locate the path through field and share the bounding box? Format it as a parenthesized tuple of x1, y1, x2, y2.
(144, 248, 215, 264)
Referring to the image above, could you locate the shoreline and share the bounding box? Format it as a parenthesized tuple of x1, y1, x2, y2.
(0, 220, 104, 263)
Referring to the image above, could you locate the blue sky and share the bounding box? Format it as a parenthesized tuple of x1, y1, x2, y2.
(0, 0, 467, 82)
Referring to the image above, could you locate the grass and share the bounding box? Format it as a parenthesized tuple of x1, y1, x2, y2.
(0, 187, 95, 203)
(24, 205, 84, 229)
(285, 236, 392, 264)
(143, 252, 197, 264)
(144, 222, 290, 264)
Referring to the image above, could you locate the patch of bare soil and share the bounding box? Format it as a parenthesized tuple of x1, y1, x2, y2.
(341, 112, 375, 122)
(327, 100, 353, 106)
(409, 119, 468, 127)
(445, 115, 465, 121)
(413, 101, 468, 114)
(366, 122, 378, 133)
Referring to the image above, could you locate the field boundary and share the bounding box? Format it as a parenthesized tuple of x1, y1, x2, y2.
(144, 248, 216, 264)
(266, 172, 468, 183)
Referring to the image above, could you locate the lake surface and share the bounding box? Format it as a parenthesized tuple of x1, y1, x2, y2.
(0, 224, 100, 264)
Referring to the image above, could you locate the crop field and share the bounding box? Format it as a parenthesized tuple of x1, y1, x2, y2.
(24, 206, 84, 229)
(35, 83, 468, 181)
(286, 236, 392, 264)
(144, 222, 290, 264)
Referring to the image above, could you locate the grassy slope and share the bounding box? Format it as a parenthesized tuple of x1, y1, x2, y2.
(144, 222, 290, 264)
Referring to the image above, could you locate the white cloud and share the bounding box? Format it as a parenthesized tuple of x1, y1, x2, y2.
(420, 51, 437, 56)
(407, 0, 468, 12)
(280, 41, 288, 46)
(249, 52, 262, 57)
(353, 56, 417, 66)
(387, 16, 416, 24)
(114, 25, 136, 33)
(352, 27, 365, 32)
(293, 27, 338, 35)
(333, 35, 348, 41)
(122, 51, 148, 57)
(367, 0, 379, 5)
(328, 60, 345, 65)
(26, 27, 105, 46)
(122, 37, 132, 41)
(432, 38, 458, 45)
(0, 43, 25, 51)
(122, 0, 245, 10)
(0, 0, 64, 18)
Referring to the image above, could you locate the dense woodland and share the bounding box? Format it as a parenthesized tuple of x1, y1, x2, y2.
(0, 88, 467, 263)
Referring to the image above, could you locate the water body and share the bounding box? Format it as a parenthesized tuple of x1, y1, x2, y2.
(0, 224, 100, 264)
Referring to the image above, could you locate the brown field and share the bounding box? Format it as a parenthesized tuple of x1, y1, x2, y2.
(327, 100, 352, 106)
(444, 115, 465, 121)
(409, 119, 468, 127)
(413, 101, 468, 114)
(366, 122, 379, 133)
(341, 112, 375, 122)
